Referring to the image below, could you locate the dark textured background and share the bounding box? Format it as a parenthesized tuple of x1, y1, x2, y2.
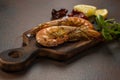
(0, 0, 120, 80)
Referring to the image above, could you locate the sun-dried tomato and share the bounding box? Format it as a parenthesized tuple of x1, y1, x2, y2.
(51, 9, 68, 20)
(68, 10, 88, 20)
(51, 9, 88, 20)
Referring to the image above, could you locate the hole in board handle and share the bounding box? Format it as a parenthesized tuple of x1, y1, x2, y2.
(8, 51, 23, 58)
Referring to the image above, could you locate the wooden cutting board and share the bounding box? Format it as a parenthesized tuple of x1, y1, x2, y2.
(0, 26, 101, 72)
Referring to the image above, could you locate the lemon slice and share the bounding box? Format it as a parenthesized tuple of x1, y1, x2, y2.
(74, 4, 97, 17)
(95, 9, 108, 18)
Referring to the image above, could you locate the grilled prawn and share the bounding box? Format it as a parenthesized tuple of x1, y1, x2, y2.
(36, 17, 101, 47)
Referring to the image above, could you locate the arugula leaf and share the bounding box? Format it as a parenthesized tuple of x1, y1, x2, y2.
(95, 15, 120, 40)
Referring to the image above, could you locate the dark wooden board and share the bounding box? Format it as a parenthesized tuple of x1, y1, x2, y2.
(0, 25, 100, 72)
(23, 27, 100, 60)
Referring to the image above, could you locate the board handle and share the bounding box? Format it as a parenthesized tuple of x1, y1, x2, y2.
(0, 46, 40, 72)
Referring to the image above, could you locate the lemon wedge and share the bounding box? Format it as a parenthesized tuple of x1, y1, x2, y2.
(74, 4, 97, 17)
(95, 9, 108, 18)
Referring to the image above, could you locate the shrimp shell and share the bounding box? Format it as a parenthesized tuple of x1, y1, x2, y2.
(36, 17, 101, 47)
(36, 26, 76, 47)
(37, 17, 93, 30)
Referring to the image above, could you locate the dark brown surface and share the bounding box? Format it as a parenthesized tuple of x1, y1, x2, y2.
(0, 0, 120, 80)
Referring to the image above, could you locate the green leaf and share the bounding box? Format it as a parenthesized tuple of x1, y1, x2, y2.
(95, 15, 120, 40)
(101, 29, 113, 40)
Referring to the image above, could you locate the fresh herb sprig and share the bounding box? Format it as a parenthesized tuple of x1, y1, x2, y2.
(95, 15, 120, 40)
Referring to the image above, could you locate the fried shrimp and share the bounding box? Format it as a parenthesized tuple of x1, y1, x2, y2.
(36, 26, 76, 47)
(36, 17, 101, 47)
